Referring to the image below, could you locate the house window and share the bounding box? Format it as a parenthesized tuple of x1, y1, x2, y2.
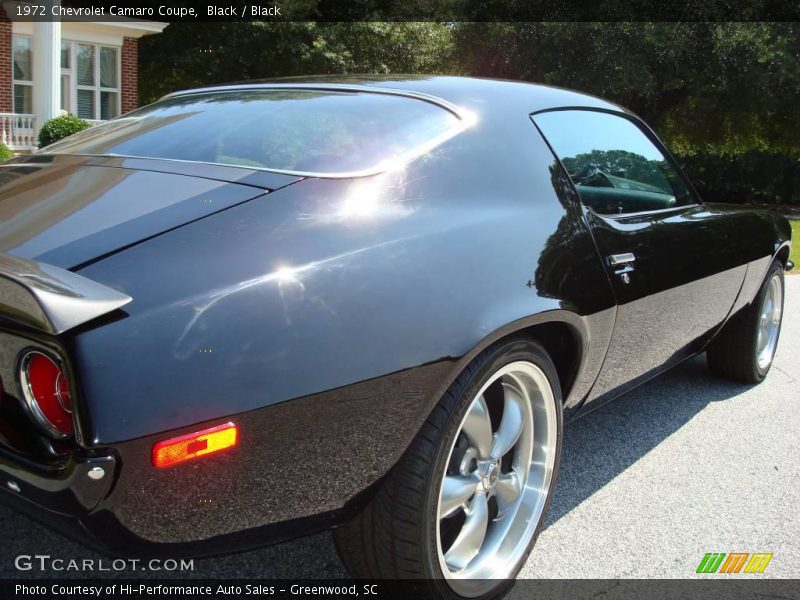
(13, 36, 33, 114)
(71, 41, 120, 120)
(12, 35, 121, 120)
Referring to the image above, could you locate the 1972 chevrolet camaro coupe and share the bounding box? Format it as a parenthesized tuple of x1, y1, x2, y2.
(0, 76, 792, 598)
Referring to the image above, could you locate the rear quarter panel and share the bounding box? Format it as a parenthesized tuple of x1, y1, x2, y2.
(704, 203, 792, 315)
(69, 106, 617, 543)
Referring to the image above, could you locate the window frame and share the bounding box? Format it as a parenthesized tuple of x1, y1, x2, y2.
(70, 40, 121, 121)
(12, 34, 34, 115)
(531, 106, 704, 219)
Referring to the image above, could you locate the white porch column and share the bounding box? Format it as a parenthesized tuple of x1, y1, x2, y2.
(32, 4, 61, 139)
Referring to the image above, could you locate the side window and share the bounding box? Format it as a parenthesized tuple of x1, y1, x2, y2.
(533, 110, 695, 215)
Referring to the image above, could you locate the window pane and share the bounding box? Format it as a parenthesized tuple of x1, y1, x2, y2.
(77, 89, 95, 119)
(100, 91, 118, 120)
(76, 44, 95, 86)
(13, 37, 32, 82)
(41, 90, 463, 174)
(100, 47, 118, 88)
(14, 84, 32, 113)
(60, 75, 70, 112)
(61, 40, 70, 69)
(534, 110, 694, 215)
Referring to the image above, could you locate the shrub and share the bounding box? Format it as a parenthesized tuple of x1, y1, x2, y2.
(0, 142, 13, 161)
(37, 114, 90, 148)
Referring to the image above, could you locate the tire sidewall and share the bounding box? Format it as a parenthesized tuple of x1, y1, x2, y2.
(753, 262, 785, 380)
(420, 338, 564, 599)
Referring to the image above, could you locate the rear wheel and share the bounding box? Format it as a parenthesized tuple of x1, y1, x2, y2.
(707, 260, 785, 383)
(334, 338, 563, 599)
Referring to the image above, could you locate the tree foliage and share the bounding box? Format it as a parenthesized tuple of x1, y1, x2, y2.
(139, 22, 455, 104)
(453, 22, 799, 158)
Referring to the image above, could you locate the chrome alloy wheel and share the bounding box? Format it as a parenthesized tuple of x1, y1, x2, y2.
(436, 361, 557, 596)
(757, 273, 783, 370)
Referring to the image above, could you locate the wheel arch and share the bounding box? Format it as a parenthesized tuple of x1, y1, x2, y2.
(775, 240, 791, 268)
(338, 309, 610, 520)
(514, 320, 582, 402)
(434, 311, 592, 416)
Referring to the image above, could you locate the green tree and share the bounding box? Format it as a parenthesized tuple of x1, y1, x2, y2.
(451, 22, 800, 204)
(139, 22, 456, 104)
(452, 23, 800, 158)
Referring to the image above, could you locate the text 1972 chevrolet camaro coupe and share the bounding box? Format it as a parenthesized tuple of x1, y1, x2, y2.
(0, 76, 791, 598)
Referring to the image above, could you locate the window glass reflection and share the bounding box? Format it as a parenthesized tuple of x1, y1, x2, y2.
(42, 90, 463, 175)
(534, 110, 694, 215)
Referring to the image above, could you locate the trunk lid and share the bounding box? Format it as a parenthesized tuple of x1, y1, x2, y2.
(0, 154, 300, 270)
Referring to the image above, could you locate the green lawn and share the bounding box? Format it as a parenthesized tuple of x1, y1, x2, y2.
(791, 220, 800, 273)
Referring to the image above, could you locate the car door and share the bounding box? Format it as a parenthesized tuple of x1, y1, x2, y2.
(532, 108, 747, 404)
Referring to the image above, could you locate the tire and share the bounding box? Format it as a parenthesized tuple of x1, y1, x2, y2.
(707, 260, 785, 383)
(334, 337, 563, 599)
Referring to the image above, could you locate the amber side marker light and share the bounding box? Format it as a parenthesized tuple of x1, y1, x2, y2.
(152, 422, 238, 468)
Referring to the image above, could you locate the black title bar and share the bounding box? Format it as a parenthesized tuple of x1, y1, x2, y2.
(3, 579, 800, 600)
(4, 0, 800, 22)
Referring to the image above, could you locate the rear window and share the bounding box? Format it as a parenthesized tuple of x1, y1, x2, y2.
(41, 89, 463, 176)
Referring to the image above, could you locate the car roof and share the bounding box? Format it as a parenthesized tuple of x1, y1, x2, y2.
(164, 75, 625, 118)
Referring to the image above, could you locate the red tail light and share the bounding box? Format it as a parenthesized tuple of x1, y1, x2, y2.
(152, 422, 238, 468)
(19, 351, 73, 438)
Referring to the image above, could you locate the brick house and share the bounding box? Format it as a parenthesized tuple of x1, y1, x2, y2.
(0, 7, 164, 152)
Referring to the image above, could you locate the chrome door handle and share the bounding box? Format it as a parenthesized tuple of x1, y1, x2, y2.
(608, 253, 636, 267)
(608, 253, 636, 284)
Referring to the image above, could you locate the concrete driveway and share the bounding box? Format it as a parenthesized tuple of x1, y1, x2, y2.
(1, 276, 797, 580)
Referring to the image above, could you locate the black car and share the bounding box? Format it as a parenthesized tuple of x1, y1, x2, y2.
(0, 76, 791, 598)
